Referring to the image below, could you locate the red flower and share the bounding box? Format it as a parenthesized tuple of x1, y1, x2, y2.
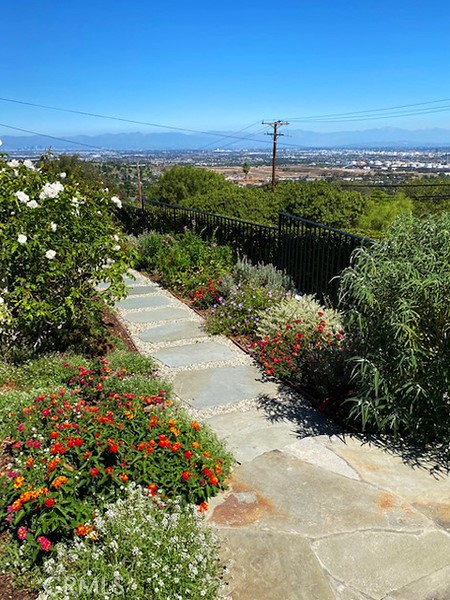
(184, 450, 193, 460)
(90, 467, 99, 477)
(44, 498, 56, 508)
(109, 443, 119, 453)
(119, 473, 128, 483)
(181, 471, 190, 481)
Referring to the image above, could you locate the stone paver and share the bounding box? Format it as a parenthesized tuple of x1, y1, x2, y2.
(138, 321, 208, 344)
(154, 340, 240, 368)
(219, 530, 335, 600)
(114, 269, 450, 600)
(117, 295, 170, 310)
(313, 530, 450, 600)
(128, 284, 160, 296)
(123, 306, 191, 323)
(174, 365, 280, 409)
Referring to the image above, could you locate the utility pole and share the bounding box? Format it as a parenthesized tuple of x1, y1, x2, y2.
(136, 162, 144, 209)
(262, 120, 289, 191)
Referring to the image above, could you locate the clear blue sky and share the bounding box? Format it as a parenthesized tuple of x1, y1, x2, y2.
(2, 0, 450, 137)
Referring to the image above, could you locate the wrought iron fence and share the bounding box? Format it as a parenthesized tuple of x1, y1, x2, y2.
(117, 200, 370, 304)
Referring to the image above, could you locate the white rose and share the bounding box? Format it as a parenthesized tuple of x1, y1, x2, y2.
(14, 191, 30, 203)
(111, 196, 122, 208)
(59, 172, 67, 178)
(18, 234, 27, 244)
(27, 200, 39, 209)
(50, 222, 57, 232)
(45, 250, 56, 260)
(23, 160, 36, 170)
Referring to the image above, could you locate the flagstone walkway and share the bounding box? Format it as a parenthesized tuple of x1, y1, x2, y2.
(111, 270, 450, 600)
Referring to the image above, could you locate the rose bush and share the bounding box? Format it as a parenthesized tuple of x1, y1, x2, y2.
(0, 152, 130, 358)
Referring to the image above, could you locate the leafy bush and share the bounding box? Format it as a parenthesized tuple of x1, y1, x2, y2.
(137, 230, 233, 298)
(339, 213, 450, 442)
(206, 285, 286, 336)
(0, 154, 130, 358)
(39, 486, 221, 600)
(0, 359, 232, 561)
(252, 295, 345, 396)
(219, 257, 293, 298)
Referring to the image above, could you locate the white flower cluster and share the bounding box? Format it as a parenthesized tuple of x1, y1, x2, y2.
(39, 181, 65, 200)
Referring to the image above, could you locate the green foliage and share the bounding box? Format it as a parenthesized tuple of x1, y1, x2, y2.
(149, 165, 231, 204)
(219, 257, 294, 298)
(206, 285, 286, 336)
(402, 177, 450, 217)
(253, 295, 346, 396)
(356, 190, 413, 238)
(275, 180, 367, 229)
(181, 186, 282, 225)
(137, 230, 233, 296)
(40, 486, 221, 600)
(0, 155, 130, 358)
(339, 213, 450, 442)
(0, 359, 232, 562)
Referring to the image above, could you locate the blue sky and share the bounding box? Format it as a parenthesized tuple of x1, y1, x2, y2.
(2, 0, 450, 138)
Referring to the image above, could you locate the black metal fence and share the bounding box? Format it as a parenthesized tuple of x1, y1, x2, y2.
(117, 200, 370, 304)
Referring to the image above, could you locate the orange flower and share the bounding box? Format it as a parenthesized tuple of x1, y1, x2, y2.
(13, 476, 25, 489)
(147, 483, 158, 496)
(209, 475, 219, 486)
(171, 442, 182, 452)
(51, 475, 68, 489)
(198, 501, 209, 513)
(191, 421, 201, 431)
(192, 442, 200, 449)
(119, 473, 129, 483)
(168, 419, 177, 427)
(169, 426, 180, 436)
(11, 500, 23, 511)
(26, 457, 35, 469)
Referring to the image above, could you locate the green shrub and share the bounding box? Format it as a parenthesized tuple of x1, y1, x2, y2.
(137, 230, 233, 297)
(40, 486, 221, 600)
(253, 295, 345, 396)
(339, 213, 450, 442)
(219, 257, 293, 298)
(206, 284, 286, 336)
(0, 154, 130, 358)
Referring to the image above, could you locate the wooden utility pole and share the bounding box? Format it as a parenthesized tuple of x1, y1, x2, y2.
(136, 162, 143, 209)
(262, 120, 289, 191)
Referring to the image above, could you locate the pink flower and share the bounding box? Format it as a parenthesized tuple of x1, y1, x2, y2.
(37, 536, 52, 551)
(17, 526, 28, 541)
(17, 423, 25, 433)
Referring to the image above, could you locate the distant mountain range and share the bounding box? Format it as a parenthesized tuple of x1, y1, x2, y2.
(1, 127, 450, 151)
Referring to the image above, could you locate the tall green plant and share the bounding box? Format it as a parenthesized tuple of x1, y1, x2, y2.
(339, 213, 450, 442)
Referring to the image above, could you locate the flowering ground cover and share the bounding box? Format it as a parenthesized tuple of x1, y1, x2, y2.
(0, 351, 232, 599)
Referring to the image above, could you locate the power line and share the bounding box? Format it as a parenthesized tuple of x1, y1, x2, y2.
(199, 121, 262, 149)
(0, 96, 275, 147)
(285, 98, 450, 122)
(262, 120, 289, 191)
(0, 122, 110, 151)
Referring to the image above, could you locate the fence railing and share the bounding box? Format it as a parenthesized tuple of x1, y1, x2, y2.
(117, 200, 370, 304)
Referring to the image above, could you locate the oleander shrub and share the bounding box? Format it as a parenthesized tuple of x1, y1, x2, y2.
(252, 295, 346, 396)
(0, 154, 130, 359)
(0, 359, 232, 562)
(339, 213, 450, 442)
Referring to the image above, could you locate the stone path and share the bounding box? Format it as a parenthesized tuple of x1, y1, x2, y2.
(111, 270, 450, 600)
